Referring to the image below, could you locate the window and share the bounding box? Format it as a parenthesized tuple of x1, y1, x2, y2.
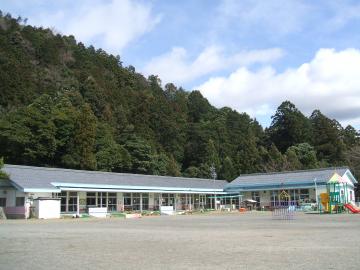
(107, 193, 117, 212)
(162, 193, 175, 206)
(86, 192, 96, 207)
(169, 194, 175, 206)
(132, 193, 141, 211)
(161, 193, 168, 206)
(299, 189, 309, 202)
(59, 191, 67, 212)
(270, 190, 279, 206)
(350, 190, 353, 200)
(206, 194, 214, 209)
(0, 198, 6, 207)
(16, 197, 25, 206)
(194, 194, 201, 209)
(224, 196, 231, 206)
(179, 194, 187, 210)
(142, 193, 149, 211)
(68, 192, 77, 212)
(124, 193, 132, 211)
(153, 193, 161, 210)
(232, 195, 240, 209)
(97, 192, 107, 208)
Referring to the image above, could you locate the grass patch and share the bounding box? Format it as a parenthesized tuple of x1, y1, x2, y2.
(110, 213, 126, 218)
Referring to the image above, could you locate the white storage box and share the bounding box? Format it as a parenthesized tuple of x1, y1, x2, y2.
(88, 207, 108, 218)
(160, 206, 175, 215)
(33, 198, 61, 219)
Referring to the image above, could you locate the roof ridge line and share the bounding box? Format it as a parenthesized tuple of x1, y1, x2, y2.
(236, 166, 349, 178)
(4, 164, 227, 182)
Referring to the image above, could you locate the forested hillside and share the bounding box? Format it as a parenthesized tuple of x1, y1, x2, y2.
(1, 13, 359, 181)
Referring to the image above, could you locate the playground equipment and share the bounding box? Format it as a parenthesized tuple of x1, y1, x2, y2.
(319, 193, 330, 212)
(344, 203, 360, 214)
(272, 190, 296, 220)
(318, 172, 356, 214)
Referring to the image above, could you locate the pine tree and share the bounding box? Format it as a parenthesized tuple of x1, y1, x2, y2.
(268, 101, 312, 152)
(343, 125, 359, 149)
(166, 155, 181, 177)
(285, 148, 302, 170)
(73, 104, 97, 170)
(265, 144, 286, 172)
(310, 110, 345, 164)
(204, 139, 220, 170)
(123, 134, 155, 174)
(220, 156, 236, 181)
(183, 166, 201, 178)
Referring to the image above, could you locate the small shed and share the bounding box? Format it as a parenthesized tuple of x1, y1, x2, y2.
(33, 197, 61, 219)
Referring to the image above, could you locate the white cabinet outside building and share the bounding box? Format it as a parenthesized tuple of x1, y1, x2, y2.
(33, 198, 61, 219)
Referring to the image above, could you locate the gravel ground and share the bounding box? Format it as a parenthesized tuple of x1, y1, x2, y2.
(0, 212, 359, 270)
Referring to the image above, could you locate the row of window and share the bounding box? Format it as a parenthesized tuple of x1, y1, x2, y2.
(56, 192, 219, 212)
(86, 192, 117, 211)
(123, 193, 149, 211)
(0, 197, 25, 207)
(251, 189, 311, 205)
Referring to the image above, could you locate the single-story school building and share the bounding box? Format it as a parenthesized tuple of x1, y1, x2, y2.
(0, 164, 357, 218)
(225, 167, 357, 209)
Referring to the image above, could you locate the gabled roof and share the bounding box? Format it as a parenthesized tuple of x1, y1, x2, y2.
(328, 173, 343, 184)
(225, 167, 356, 191)
(4, 164, 227, 193)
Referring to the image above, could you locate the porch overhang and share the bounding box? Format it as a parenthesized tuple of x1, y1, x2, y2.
(225, 181, 327, 192)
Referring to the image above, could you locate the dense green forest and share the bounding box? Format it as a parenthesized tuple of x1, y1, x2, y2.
(0, 13, 360, 182)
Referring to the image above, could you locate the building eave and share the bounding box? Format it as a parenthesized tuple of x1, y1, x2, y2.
(60, 187, 226, 194)
(24, 188, 61, 193)
(51, 182, 225, 193)
(225, 181, 327, 192)
(344, 170, 358, 184)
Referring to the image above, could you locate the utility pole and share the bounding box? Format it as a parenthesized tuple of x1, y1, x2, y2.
(314, 178, 318, 205)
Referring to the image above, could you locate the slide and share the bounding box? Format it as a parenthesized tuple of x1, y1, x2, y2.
(344, 204, 360, 214)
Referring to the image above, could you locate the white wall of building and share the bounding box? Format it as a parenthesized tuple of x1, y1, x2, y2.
(261, 190, 271, 205)
(341, 173, 356, 203)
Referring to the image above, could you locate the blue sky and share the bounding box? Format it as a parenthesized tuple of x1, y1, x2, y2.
(2, 0, 360, 128)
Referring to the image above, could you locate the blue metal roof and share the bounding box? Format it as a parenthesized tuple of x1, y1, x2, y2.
(4, 164, 227, 193)
(225, 167, 356, 191)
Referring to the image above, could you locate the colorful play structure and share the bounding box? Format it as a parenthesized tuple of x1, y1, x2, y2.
(319, 173, 360, 214)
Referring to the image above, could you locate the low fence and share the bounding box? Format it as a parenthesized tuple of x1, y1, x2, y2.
(271, 201, 296, 220)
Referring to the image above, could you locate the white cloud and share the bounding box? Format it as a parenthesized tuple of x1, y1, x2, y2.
(142, 46, 283, 85)
(30, 0, 161, 53)
(196, 48, 360, 127)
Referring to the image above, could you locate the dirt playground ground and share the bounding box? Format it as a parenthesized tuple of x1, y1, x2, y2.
(0, 212, 359, 270)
